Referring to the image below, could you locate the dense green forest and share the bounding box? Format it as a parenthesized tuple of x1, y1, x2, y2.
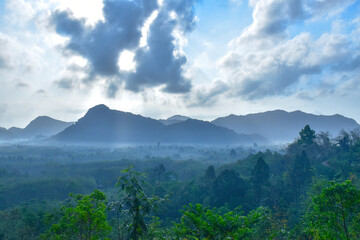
(1, 125, 360, 239)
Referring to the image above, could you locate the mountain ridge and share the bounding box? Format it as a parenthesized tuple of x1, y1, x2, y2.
(212, 109, 359, 143)
(53, 105, 267, 145)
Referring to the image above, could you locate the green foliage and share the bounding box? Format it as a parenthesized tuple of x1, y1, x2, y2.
(305, 181, 360, 240)
(298, 125, 316, 146)
(212, 169, 246, 208)
(114, 165, 159, 240)
(0, 201, 49, 240)
(44, 190, 111, 240)
(204, 165, 216, 184)
(252, 157, 270, 204)
(290, 150, 312, 202)
(173, 204, 286, 240)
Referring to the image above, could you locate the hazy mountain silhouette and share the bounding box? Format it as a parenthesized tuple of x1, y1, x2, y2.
(55, 105, 165, 143)
(54, 105, 267, 145)
(8, 127, 22, 135)
(212, 110, 360, 143)
(0, 127, 16, 140)
(159, 115, 190, 125)
(158, 119, 267, 144)
(11, 116, 73, 139)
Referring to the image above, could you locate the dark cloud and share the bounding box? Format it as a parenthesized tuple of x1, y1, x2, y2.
(190, 80, 229, 107)
(310, 0, 355, 15)
(107, 81, 119, 98)
(126, 0, 196, 93)
(51, 10, 85, 37)
(288, 0, 307, 20)
(238, 64, 321, 100)
(36, 89, 46, 95)
(0, 35, 11, 70)
(55, 78, 75, 90)
(0, 56, 7, 69)
(332, 55, 360, 72)
(51, 0, 157, 76)
(51, 0, 196, 95)
(16, 81, 29, 88)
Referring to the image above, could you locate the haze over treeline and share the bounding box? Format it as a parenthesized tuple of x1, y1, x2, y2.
(1, 0, 360, 239)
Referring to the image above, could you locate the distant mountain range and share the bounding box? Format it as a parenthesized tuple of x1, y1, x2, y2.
(159, 115, 191, 125)
(0, 116, 73, 141)
(0, 127, 16, 140)
(53, 105, 266, 145)
(212, 110, 360, 143)
(1, 106, 359, 145)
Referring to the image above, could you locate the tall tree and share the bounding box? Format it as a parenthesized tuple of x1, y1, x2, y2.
(115, 166, 159, 240)
(290, 150, 312, 207)
(252, 156, 270, 204)
(204, 165, 216, 184)
(212, 169, 246, 208)
(298, 125, 316, 146)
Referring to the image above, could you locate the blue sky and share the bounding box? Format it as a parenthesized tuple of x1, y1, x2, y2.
(0, 0, 360, 128)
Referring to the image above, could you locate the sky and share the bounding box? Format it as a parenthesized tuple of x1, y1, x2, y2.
(0, 0, 360, 128)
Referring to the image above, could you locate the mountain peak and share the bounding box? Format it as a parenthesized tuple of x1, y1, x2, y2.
(167, 115, 190, 121)
(88, 104, 110, 112)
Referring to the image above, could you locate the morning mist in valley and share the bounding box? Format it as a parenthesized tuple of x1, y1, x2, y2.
(1, 0, 360, 239)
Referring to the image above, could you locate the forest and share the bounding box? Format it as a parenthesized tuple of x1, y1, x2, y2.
(0, 125, 360, 239)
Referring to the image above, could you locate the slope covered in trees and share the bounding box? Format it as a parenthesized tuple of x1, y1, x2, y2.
(0, 125, 360, 239)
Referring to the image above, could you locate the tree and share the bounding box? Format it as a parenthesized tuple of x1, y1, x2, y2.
(115, 166, 159, 240)
(45, 190, 111, 240)
(305, 181, 360, 240)
(204, 165, 216, 184)
(173, 204, 284, 240)
(212, 169, 246, 208)
(252, 156, 270, 204)
(290, 150, 312, 208)
(230, 149, 237, 158)
(298, 125, 316, 146)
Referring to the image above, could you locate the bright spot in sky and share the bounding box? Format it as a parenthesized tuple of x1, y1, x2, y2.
(69, 55, 88, 67)
(140, 10, 159, 47)
(118, 50, 136, 72)
(56, 0, 104, 26)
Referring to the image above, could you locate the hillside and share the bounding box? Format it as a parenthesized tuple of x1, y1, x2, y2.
(212, 110, 360, 143)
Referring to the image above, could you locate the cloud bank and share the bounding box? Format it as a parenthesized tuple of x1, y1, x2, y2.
(218, 0, 360, 101)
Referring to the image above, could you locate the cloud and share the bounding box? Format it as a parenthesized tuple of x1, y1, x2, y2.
(217, 0, 360, 101)
(35, 89, 46, 95)
(189, 80, 229, 107)
(50, 0, 197, 95)
(0, 104, 6, 114)
(0, 33, 12, 70)
(0, 32, 39, 73)
(126, 0, 196, 93)
(16, 81, 30, 88)
(55, 77, 76, 90)
(0, 56, 7, 69)
(309, 0, 357, 17)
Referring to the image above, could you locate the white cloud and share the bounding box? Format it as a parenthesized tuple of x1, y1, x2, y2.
(210, 0, 360, 101)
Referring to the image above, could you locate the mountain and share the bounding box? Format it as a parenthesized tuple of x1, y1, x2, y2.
(54, 104, 165, 143)
(8, 127, 22, 135)
(14, 116, 74, 139)
(54, 105, 267, 145)
(212, 110, 360, 143)
(159, 115, 190, 125)
(0, 127, 16, 141)
(158, 119, 267, 144)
